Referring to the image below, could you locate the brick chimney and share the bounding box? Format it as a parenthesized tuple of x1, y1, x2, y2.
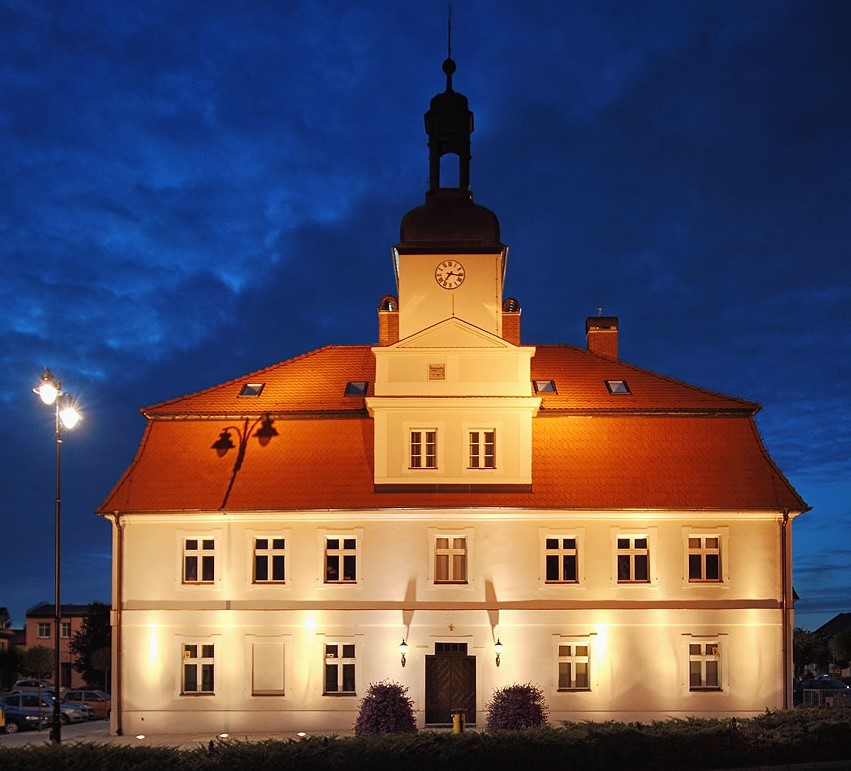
(502, 297, 521, 345)
(378, 295, 399, 346)
(586, 315, 618, 359)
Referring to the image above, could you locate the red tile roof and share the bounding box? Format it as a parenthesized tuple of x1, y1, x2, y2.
(99, 344, 805, 514)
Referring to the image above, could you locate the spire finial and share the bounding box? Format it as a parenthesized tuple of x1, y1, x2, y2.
(443, 4, 455, 92)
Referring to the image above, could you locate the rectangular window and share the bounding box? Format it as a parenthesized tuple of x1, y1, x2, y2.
(252, 642, 285, 696)
(468, 429, 496, 469)
(533, 380, 557, 393)
(182, 643, 215, 694)
(545, 537, 578, 583)
(434, 536, 467, 583)
(183, 538, 215, 583)
(254, 537, 286, 583)
(37, 622, 50, 638)
(325, 537, 357, 583)
(688, 536, 721, 582)
(410, 429, 437, 468)
(324, 643, 356, 694)
(60, 622, 71, 639)
(558, 643, 590, 690)
(617, 536, 649, 583)
(689, 641, 721, 690)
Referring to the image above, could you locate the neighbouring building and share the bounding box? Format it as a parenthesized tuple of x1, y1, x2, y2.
(98, 55, 807, 735)
(24, 603, 98, 689)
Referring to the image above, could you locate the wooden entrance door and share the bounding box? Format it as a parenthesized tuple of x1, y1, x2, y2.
(425, 643, 476, 725)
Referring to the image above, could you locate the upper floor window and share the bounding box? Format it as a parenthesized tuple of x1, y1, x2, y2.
(182, 643, 215, 694)
(37, 622, 50, 638)
(617, 536, 649, 583)
(410, 429, 437, 469)
(468, 429, 496, 469)
(60, 622, 71, 639)
(434, 536, 467, 584)
(184, 538, 215, 583)
(688, 536, 721, 582)
(557, 642, 590, 690)
(254, 537, 286, 583)
(324, 643, 356, 694)
(325, 537, 357, 583)
(545, 537, 578, 583)
(689, 640, 721, 690)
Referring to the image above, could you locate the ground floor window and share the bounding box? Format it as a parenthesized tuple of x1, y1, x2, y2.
(689, 640, 721, 690)
(557, 641, 590, 690)
(324, 643, 356, 694)
(182, 643, 215, 694)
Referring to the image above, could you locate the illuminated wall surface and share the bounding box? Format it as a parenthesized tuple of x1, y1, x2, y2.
(101, 55, 804, 734)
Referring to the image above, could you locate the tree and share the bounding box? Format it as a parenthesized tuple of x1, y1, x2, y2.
(69, 601, 111, 687)
(21, 645, 54, 680)
(0, 646, 22, 690)
(793, 627, 830, 677)
(829, 629, 851, 669)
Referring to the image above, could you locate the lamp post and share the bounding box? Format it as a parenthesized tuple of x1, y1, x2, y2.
(33, 368, 81, 744)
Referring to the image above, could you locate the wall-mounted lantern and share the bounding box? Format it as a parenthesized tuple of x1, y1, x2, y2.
(399, 638, 408, 667)
(494, 638, 503, 667)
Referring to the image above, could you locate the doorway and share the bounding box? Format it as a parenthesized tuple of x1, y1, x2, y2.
(424, 642, 476, 725)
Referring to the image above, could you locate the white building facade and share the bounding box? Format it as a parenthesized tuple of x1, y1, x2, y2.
(99, 56, 806, 735)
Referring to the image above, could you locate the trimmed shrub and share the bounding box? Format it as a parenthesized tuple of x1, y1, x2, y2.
(354, 680, 417, 736)
(486, 682, 548, 731)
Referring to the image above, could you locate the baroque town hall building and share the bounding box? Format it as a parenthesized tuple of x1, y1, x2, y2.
(99, 56, 806, 734)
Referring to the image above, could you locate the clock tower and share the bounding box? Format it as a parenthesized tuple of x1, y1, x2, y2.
(367, 56, 540, 490)
(392, 56, 508, 340)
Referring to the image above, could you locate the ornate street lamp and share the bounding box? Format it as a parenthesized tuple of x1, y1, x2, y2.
(33, 368, 81, 744)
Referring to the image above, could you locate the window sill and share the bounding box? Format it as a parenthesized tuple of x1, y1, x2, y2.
(557, 688, 591, 693)
(689, 687, 722, 692)
(323, 692, 357, 697)
(180, 692, 215, 696)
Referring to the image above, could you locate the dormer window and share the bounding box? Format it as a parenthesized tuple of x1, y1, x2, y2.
(344, 381, 368, 396)
(534, 380, 557, 393)
(605, 380, 631, 395)
(239, 383, 265, 397)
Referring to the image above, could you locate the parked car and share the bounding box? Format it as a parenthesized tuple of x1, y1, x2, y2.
(0, 692, 88, 724)
(1, 705, 47, 733)
(61, 689, 111, 719)
(10, 679, 54, 694)
(795, 676, 850, 691)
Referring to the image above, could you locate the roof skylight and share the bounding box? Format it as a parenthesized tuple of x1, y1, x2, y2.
(345, 381, 368, 396)
(533, 380, 557, 393)
(239, 383, 265, 397)
(605, 379, 631, 395)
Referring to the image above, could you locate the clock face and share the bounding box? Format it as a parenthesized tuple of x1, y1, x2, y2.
(434, 259, 466, 289)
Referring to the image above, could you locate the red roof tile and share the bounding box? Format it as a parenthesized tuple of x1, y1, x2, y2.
(99, 344, 803, 514)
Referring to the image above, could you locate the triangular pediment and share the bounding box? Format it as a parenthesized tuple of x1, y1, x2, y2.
(390, 318, 521, 350)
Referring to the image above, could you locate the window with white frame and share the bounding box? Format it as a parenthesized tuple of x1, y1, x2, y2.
(324, 643, 356, 694)
(688, 536, 721, 582)
(616, 536, 649, 583)
(254, 537, 286, 583)
(689, 640, 721, 690)
(545, 537, 578, 583)
(60, 621, 71, 638)
(183, 537, 215, 583)
(182, 643, 215, 694)
(325, 537, 357, 583)
(557, 642, 590, 690)
(468, 429, 496, 469)
(434, 536, 467, 583)
(37, 622, 50, 638)
(409, 429, 437, 469)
